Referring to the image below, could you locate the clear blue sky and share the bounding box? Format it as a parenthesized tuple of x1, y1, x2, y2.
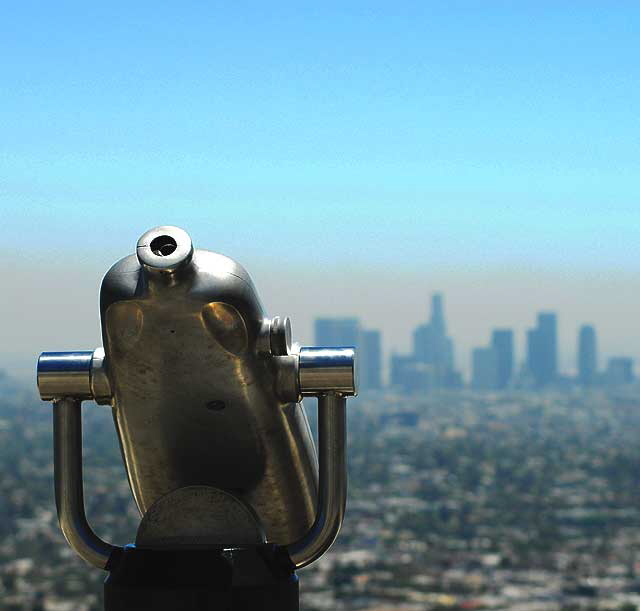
(1, 2, 639, 377)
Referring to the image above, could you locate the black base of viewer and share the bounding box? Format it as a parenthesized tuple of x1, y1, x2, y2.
(103, 544, 299, 611)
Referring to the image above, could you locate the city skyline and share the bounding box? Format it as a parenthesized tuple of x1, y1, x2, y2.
(314, 296, 636, 389)
(3, 271, 640, 383)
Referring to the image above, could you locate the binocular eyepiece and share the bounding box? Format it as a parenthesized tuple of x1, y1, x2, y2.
(37, 226, 356, 574)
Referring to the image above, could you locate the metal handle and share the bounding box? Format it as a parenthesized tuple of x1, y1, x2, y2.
(298, 346, 357, 396)
(287, 346, 356, 569)
(38, 349, 112, 405)
(287, 392, 347, 569)
(54, 397, 120, 569)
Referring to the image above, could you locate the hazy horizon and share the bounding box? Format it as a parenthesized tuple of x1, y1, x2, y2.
(3, 250, 639, 383)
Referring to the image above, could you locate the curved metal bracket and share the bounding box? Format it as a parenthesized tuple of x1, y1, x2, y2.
(287, 392, 347, 569)
(287, 346, 356, 569)
(53, 397, 121, 569)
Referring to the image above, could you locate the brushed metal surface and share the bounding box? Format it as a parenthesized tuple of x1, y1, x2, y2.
(37, 226, 358, 570)
(100, 237, 318, 546)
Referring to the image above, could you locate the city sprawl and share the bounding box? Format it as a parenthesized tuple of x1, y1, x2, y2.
(2, 370, 640, 610)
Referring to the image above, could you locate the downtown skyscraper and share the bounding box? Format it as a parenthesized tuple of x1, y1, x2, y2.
(526, 312, 558, 387)
(577, 324, 597, 387)
(470, 328, 514, 390)
(412, 294, 454, 379)
(491, 329, 514, 389)
(391, 293, 461, 392)
(471, 347, 499, 390)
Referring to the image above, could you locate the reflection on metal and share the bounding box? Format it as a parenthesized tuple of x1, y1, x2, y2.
(299, 347, 357, 396)
(38, 352, 93, 401)
(37, 225, 357, 572)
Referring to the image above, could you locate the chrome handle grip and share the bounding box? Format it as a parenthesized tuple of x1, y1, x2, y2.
(38, 352, 94, 401)
(287, 346, 356, 569)
(287, 392, 347, 569)
(38, 351, 119, 569)
(54, 397, 120, 569)
(38, 349, 112, 405)
(298, 347, 357, 396)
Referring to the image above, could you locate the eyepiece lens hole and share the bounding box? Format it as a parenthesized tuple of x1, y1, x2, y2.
(150, 235, 177, 257)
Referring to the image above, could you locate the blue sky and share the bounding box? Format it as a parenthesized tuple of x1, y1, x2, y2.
(1, 2, 639, 377)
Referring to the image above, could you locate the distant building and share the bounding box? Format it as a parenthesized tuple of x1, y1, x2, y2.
(606, 357, 634, 386)
(577, 325, 597, 387)
(360, 329, 382, 390)
(526, 312, 558, 387)
(314, 317, 381, 391)
(491, 329, 514, 389)
(413, 323, 434, 364)
(409, 293, 459, 389)
(471, 347, 499, 390)
(315, 318, 360, 347)
(390, 292, 460, 393)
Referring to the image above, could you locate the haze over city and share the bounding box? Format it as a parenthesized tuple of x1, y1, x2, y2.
(2, 3, 639, 378)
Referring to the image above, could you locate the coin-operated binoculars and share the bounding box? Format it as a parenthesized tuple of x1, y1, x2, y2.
(37, 226, 357, 611)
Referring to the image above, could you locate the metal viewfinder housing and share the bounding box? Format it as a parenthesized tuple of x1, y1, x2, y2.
(37, 226, 356, 571)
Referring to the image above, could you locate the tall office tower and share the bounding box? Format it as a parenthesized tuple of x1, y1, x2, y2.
(491, 329, 514, 389)
(606, 357, 635, 386)
(393, 293, 460, 393)
(526, 328, 540, 383)
(430, 293, 445, 336)
(526, 312, 558, 387)
(314, 318, 360, 347)
(471, 347, 499, 390)
(538, 312, 558, 384)
(411, 293, 458, 388)
(577, 324, 597, 387)
(430, 293, 454, 373)
(412, 323, 435, 363)
(360, 329, 382, 390)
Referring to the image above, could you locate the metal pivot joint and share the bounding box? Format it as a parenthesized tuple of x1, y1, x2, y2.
(38, 349, 111, 405)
